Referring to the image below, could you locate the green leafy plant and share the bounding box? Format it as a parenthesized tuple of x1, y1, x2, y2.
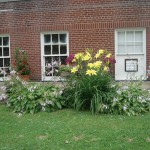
(110, 81, 150, 116)
(4, 73, 64, 114)
(62, 48, 116, 114)
(14, 48, 31, 75)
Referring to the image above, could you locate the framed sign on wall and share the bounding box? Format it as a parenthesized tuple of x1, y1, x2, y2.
(125, 59, 138, 72)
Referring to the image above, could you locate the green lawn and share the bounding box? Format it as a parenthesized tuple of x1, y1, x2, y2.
(0, 104, 150, 150)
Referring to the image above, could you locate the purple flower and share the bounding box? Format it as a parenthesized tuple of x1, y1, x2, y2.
(65, 54, 75, 65)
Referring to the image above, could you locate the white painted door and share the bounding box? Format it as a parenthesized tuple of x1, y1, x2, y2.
(115, 29, 146, 80)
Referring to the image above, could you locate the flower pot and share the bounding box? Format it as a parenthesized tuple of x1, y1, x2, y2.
(60, 71, 71, 77)
(19, 75, 30, 81)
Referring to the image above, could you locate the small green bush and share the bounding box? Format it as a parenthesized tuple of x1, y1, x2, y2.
(5, 74, 64, 114)
(110, 81, 150, 116)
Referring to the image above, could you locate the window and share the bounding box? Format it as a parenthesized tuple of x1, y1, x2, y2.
(0, 35, 10, 78)
(41, 32, 69, 80)
(116, 29, 145, 54)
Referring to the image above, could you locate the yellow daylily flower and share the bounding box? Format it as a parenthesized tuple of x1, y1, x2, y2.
(104, 66, 109, 72)
(87, 63, 94, 68)
(95, 53, 100, 59)
(86, 69, 97, 76)
(99, 49, 104, 55)
(71, 67, 78, 73)
(106, 53, 111, 58)
(94, 61, 102, 68)
(83, 54, 92, 61)
(74, 53, 84, 60)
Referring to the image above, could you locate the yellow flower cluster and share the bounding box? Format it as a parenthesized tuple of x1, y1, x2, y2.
(70, 49, 112, 75)
(71, 66, 78, 73)
(105, 53, 111, 58)
(95, 49, 104, 58)
(87, 61, 102, 69)
(73, 51, 92, 62)
(86, 69, 97, 76)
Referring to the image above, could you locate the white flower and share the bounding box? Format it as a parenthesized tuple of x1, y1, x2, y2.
(1, 86, 6, 91)
(123, 105, 127, 111)
(0, 94, 7, 100)
(4, 77, 11, 81)
(45, 99, 53, 105)
(113, 98, 118, 102)
(103, 105, 108, 109)
(10, 81, 14, 85)
(10, 70, 16, 76)
(17, 96, 22, 100)
(59, 90, 63, 95)
(0, 69, 6, 75)
(122, 86, 129, 90)
(18, 113, 22, 117)
(42, 107, 46, 111)
(138, 96, 142, 100)
(22, 81, 28, 86)
(16, 76, 20, 80)
(40, 102, 46, 106)
(111, 84, 116, 88)
(117, 90, 121, 95)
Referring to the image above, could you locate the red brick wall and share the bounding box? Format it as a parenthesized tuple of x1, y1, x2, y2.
(0, 0, 150, 80)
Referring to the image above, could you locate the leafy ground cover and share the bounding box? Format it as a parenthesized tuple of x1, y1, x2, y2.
(0, 104, 150, 150)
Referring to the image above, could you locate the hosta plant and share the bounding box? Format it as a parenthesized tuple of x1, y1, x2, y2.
(4, 72, 64, 114)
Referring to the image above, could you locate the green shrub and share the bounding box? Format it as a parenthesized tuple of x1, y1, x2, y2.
(5, 74, 64, 114)
(110, 81, 150, 116)
(62, 49, 116, 114)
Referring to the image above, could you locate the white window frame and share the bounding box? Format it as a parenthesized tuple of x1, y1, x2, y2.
(41, 31, 69, 81)
(115, 28, 146, 55)
(0, 34, 11, 81)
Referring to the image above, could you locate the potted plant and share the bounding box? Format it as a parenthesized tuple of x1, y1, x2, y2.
(59, 65, 71, 77)
(14, 48, 31, 81)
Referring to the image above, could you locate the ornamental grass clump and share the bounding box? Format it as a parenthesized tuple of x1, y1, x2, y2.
(63, 48, 116, 114)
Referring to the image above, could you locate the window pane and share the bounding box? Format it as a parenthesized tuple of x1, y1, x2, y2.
(52, 34, 58, 43)
(4, 58, 10, 67)
(3, 47, 9, 56)
(135, 42, 143, 53)
(0, 58, 3, 67)
(118, 32, 125, 42)
(60, 34, 66, 43)
(126, 42, 134, 53)
(45, 56, 60, 76)
(3, 37, 9, 46)
(60, 56, 67, 65)
(118, 45, 125, 53)
(126, 31, 134, 42)
(52, 45, 59, 54)
(0, 47, 2, 56)
(44, 34, 51, 43)
(45, 57, 52, 76)
(0, 37, 2, 46)
(135, 31, 143, 41)
(52, 56, 60, 76)
(44, 45, 51, 55)
(60, 45, 67, 54)
(5, 67, 10, 75)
